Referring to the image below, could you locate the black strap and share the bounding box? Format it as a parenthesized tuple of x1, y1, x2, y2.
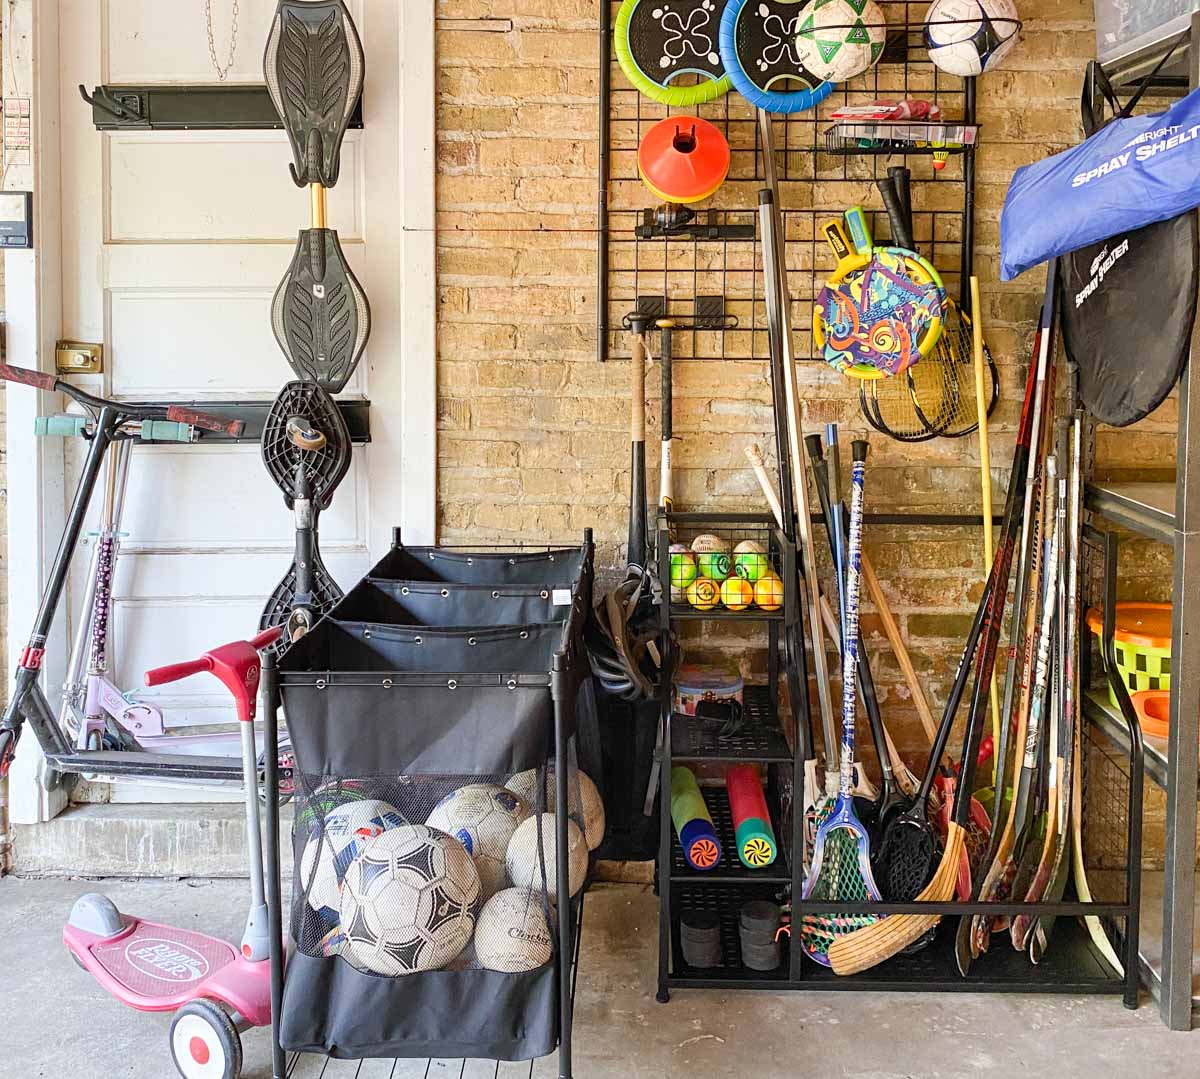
(1081, 30, 1190, 136)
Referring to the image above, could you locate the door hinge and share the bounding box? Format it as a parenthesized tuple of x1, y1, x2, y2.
(55, 341, 102, 374)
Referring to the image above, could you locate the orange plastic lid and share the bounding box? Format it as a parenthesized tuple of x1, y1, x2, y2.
(1084, 601, 1172, 649)
(1132, 690, 1170, 739)
(637, 116, 730, 205)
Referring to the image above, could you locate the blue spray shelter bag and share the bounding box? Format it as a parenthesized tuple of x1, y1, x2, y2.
(1001, 81, 1200, 280)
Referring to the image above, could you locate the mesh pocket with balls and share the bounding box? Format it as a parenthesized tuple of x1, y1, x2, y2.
(292, 761, 604, 978)
(668, 524, 784, 613)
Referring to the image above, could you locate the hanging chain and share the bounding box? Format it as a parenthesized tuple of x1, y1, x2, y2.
(205, 0, 240, 81)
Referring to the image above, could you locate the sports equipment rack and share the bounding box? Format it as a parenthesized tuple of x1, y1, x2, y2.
(600, 1, 1147, 1002)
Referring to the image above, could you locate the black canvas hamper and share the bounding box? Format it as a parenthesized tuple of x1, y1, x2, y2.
(274, 605, 591, 1068)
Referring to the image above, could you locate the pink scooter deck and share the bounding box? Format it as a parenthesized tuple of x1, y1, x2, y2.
(64, 916, 273, 1027)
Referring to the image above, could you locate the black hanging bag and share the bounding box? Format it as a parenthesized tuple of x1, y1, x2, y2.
(1059, 59, 1198, 427)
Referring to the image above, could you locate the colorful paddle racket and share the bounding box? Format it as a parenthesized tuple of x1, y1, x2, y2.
(814, 196, 946, 378)
(615, 0, 732, 106)
(816, 200, 945, 381)
(811, 217, 879, 381)
(719, 0, 834, 114)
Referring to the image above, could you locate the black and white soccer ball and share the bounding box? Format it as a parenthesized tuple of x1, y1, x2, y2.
(924, 0, 1019, 77)
(425, 782, 530, 899)
(339, 824, 482, 975)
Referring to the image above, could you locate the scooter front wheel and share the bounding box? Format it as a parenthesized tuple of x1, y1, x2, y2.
(169, 999, 243, 1079)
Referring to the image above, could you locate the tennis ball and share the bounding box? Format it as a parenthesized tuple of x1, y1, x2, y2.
(754, 573, 784, 611)
(733, 540, 770, 583)
(690, 533, 729, 555)
(697, 551, 731, 580)
(670, 546, 698, 590)
(687, 578, 721, 612)
(720, 576, 754, 612)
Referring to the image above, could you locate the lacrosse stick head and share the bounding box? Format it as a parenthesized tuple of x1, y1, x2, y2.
(264, 0, 364, 188)
(873, 813, 939, 902)
(262, 381, 352, 510)
(799, 795, 883, 966)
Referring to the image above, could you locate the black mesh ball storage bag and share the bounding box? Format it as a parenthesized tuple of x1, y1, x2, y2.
(278, 612, 594, 1061)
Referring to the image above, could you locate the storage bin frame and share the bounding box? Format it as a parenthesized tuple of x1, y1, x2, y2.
(261, 532, 596, 1079)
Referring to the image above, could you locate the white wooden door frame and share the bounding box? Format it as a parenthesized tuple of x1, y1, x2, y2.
(5, 0, 438, 825)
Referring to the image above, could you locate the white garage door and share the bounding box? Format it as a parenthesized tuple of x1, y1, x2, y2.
(22, 0, 434, 804)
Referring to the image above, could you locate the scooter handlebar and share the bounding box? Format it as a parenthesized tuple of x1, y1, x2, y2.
(165, 404, 246, 438)
(251, 626, 284, 651)
(144, 656, 212, 687)
(0, 363, 58, 391)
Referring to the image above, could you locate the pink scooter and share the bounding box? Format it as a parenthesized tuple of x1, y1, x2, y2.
(64, 627, 282, 1079)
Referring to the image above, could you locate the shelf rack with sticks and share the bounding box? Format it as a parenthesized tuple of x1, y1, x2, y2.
(602, 2, 1147, 1003)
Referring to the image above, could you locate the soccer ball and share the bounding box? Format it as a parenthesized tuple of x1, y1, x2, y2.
(924, 0, 1019, 77)
(505, 813, 588, 902)
(473, 888, 554, 973)
(795, 0, 888, 84)
(425, 782, 531, 898)
(339, 824, 482, 975)
(507, 767, 606, 851)
(299, 798, 405, 921)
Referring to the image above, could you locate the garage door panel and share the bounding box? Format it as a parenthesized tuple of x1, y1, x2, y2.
(110, 287, 279, 396)
(106, 133, 363, 243)
(108, 286, 367, 398)
(104, 0, 365, 84)
(110, 548, 370, 601)
(115, 446, 366, 549)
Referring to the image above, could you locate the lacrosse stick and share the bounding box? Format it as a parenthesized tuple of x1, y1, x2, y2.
(800, 440, 883, 966)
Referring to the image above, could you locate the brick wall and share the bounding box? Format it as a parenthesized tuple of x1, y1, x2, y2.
(434, 2, 1180, 861)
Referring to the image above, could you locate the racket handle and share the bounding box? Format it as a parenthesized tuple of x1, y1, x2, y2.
(852, 439, 869, 465)
(844, 206, 872, 255)
(822, 219, 852, 260)
(876, 176, 914, 251)
(888, 166, 913, 235)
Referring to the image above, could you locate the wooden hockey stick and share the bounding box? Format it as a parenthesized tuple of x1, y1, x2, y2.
(1030, 409, 1092, 964)
(1013, 432, 1070, 950)
(970, 276, 1001, 780)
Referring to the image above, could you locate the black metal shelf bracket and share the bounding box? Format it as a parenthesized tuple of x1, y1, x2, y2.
(80, 84, 366, 132)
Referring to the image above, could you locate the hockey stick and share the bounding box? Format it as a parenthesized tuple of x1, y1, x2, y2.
(827, 306, 1048, 974)
(1030, 408, 1085, 962)
(971, 276, 1002, 780)
(1012, 422, 1070, 955)
(800, 440, 883, 966)
(958, 263, 1059, 968)
(972, 451, 1061, 959)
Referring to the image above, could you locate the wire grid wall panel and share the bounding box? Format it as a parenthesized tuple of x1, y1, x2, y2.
(604, 0, 973, 364)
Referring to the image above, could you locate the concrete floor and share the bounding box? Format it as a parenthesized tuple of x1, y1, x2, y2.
(0, 877, 1195, 1079)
